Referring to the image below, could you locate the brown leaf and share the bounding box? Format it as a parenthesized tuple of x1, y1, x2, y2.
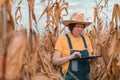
(0, 0, 6, 6)
(60, 2, 68, 14)
(6, 28, 27, 80)
(54, 2, 61, 24)
(40, 0, 46, 3)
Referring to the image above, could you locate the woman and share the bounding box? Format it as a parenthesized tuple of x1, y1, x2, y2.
(52, 13, 93, 80)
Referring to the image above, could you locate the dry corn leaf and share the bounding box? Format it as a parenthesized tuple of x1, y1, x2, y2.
(6, 28, 27, 80)
(32, 74, 50, 80)
(15, 0, 22, 25)
(38, 4, 55, 21)
(0, 39, 4, 79)
(94, 7, 98, 22)
(40, 0, 46, 3)
(37, 52, 51, 79)
(60, 2, 68, 12)
(0, 13, 3, 38)
(101, 32, 117, 79)
(54, 2, 61, 24)
(115, 4, 119, 25)
(32, 72, 63, 80)
(28, 0, 37, 25)
(0, 0, 6, 6)
(27, 52, 38, 76)
(6, 0, 11, 15)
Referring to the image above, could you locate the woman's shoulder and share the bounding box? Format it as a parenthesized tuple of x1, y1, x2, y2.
(82, 34, 90, 40)
(57, 34, 67, 40)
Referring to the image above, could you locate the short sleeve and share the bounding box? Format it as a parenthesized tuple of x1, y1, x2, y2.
(54, 36, 64, 52)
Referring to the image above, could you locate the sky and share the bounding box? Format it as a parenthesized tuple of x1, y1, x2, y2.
(64, 0, 120, 22)
(12, 0, 120, 34)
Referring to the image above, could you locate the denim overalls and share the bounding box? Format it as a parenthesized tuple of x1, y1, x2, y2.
(64, 34, 90, 80)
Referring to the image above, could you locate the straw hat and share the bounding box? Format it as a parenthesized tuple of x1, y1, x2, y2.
(63, 13, 92, 27)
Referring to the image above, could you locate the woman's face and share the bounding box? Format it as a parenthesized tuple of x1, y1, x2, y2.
(72, 23, 85, 37)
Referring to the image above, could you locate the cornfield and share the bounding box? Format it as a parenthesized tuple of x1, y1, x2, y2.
(0, 0, 120, 80)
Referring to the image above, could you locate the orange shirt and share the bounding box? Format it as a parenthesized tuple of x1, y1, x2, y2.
(54, 32, 93, 73)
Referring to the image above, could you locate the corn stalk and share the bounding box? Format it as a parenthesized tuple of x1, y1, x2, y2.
(88, 1, 120, 80)
(1, 3, 7, 80)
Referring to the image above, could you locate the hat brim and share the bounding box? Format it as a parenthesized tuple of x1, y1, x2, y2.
(63, 20, 92, 27)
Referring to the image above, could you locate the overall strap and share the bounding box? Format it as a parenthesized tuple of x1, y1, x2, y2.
(65, 34, 73, 49)
(65, 34, 88, 49)
(81, 35, 88, 48)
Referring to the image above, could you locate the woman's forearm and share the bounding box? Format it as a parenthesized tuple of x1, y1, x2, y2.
(52, 56, 71, 65)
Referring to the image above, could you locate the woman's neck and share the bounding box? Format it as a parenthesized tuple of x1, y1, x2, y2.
(69, 32, 82, 39)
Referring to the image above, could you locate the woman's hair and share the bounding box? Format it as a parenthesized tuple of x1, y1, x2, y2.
(68, 23, 76, 33)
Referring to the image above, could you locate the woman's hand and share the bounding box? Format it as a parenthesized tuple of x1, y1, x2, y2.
(52, 50, 81, 65)
(70, 51, 81, 60)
